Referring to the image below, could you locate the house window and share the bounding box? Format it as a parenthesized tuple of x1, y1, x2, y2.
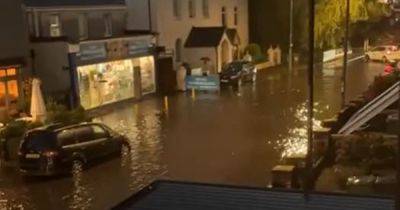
(49, 14, 61, 37)
(189, 0, 196, 18)
(175, 39, 182, 62)
(202, 0, 209, 18)
(234, 7, 238, 26)
(78, 13, 88, 40)
(27, 12, 35, 36)
(0, 68, 19, 111)
(221, 7, 227, 27)
(104, 13, 113, 37)
(173, 0, 182, 19)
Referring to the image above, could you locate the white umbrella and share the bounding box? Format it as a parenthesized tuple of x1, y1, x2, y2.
(30, 78, 46, 123)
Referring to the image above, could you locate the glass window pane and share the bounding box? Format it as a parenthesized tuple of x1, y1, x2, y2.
(7, 80, 19, 100)
(0, 82, 6, 107)
(78, 59, 135, 109)
(6, 68, 16, 76)
(0, 70, 6, 78)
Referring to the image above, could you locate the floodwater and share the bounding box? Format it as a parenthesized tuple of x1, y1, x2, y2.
(0, 60, 384, 210)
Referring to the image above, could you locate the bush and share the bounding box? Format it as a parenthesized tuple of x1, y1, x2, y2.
(0, 120, 43, 140)
(244, 43, 264, 62)
(46, 99, 89, 125)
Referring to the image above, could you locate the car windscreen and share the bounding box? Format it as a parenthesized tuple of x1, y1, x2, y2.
(222, 62, 243, 74)
(21, 131, 58, 152)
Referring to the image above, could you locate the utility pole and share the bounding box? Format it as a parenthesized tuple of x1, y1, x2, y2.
(397, 74, 400, 210)
(288, 0, 294, 75)
(341, 0, 350, 108)
(305, 0, 315, 198)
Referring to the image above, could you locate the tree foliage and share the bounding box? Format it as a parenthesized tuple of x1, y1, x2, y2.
(315, 0, 390, 49)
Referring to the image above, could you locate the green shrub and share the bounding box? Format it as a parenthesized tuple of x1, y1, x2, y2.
(46, 99, 89, 125)
(245, 43, 263, 62)
(0, 120, 43, 139)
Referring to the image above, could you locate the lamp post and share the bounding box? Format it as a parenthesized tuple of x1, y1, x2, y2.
(305, 0, 315, 198)
(341, 0, 350, 108)
(288, 0, 294, 75)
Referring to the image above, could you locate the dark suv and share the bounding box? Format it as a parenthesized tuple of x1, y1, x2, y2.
(18, 123, 130, 176)
(220, 61, 257, 87)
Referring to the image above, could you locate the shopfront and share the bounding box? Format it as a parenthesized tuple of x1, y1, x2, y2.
(0, 66, 21, 120)
(76, 36, 156, 110)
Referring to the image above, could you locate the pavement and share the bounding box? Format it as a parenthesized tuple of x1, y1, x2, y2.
(0, 60, 385, 210)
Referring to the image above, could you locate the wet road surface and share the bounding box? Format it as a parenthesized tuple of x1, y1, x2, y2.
(0, 60, 385, 209)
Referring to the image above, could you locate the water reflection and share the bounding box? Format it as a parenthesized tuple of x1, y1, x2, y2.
(274, 102, 323, 159)
(66, 165, 92, 210)
(96, 104, 167, 192)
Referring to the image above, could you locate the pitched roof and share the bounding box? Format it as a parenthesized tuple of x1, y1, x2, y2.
(226, 28, 240, 45)
(24, 0, 125, 7)
(185, 27, 228, 48)
(113, 181, 395, 210)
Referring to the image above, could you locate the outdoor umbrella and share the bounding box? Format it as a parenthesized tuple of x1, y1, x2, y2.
(30, 78, 46, 123)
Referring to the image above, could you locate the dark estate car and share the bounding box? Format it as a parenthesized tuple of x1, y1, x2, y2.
(220, 61, 257, 87)
(19, 123, 130, 176)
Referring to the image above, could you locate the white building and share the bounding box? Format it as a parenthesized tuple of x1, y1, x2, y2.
(127, 0, 249, 73)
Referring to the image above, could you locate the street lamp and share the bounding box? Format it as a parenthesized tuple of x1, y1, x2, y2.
(341, 0, 350, 108)
(305, 0, 315, 198)
(288, 0, 294, 75)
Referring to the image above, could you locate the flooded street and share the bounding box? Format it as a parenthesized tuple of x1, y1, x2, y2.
(0, 60, 385, 210)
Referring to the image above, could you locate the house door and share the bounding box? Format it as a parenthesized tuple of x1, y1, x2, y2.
(156, 57, 176, 95)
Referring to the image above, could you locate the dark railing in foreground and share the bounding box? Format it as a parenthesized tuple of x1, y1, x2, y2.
(113, 180, 394, 210)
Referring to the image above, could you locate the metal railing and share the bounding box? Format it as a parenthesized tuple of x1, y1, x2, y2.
(338, 81, 400, 135)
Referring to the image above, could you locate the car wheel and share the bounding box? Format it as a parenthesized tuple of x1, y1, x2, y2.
(71, 159, 85, 174)
(382, 56, 388, 63)
(364, 55, 370, 63)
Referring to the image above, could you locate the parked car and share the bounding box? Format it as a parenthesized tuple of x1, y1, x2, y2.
(220, 61, 257, 87)
(365, 45, 400, 63)
(18, 123, 130, 176)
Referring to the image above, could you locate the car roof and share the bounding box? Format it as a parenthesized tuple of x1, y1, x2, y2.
(29, 122, 102, 133)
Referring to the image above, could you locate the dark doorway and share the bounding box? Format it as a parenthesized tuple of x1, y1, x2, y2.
(156, 57, 176, 95)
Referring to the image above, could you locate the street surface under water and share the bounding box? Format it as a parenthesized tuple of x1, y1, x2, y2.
(0, 60, 385, 209)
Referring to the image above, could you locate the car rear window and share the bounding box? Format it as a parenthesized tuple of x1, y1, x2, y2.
(21, 131, 58, 151)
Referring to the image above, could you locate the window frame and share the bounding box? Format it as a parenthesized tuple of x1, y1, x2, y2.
(78, 13, 89, 40)
(234, 7, 238, 26)
(173, 0, 182, 19)
(202, 0, 210, 18)
(189, 0, 196, 18)
(49, 13, 61, 37)
(104, 13, 113, 37)
(221, 7, 227, 27)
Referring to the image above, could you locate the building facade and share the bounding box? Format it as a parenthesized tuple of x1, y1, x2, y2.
(24, 0, 158, 110)
(0, 0, 30, 121)
(127, 0, 249, 73)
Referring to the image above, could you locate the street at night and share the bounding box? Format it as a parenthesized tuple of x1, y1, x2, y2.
(0, 59, 385, 209)
(2, 0, 400, 208)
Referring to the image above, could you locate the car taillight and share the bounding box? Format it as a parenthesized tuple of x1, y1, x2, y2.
(42, 151, 59, 158)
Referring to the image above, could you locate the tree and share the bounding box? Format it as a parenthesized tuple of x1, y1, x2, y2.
(314, 0, 390, 49)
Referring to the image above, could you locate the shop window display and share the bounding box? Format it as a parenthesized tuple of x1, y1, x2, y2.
(78, 59, 135, 109)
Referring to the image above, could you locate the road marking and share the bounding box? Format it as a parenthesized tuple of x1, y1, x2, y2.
(348, 55, 364, 63)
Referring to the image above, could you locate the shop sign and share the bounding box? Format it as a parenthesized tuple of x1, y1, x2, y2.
(129, 40, 151, 55)
(186, 75, 220, 91)
(79, 43, 107, 61)
(107, 40, 129, 59)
